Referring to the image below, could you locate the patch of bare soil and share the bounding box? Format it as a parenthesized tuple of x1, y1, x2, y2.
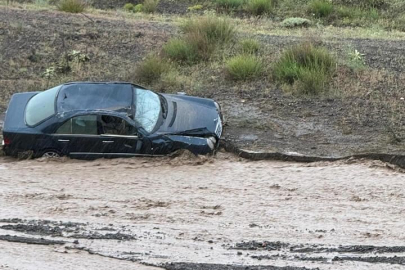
(0, 155, 404, 269)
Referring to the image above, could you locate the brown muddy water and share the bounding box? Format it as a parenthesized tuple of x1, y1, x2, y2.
(0, 153, 404, 270)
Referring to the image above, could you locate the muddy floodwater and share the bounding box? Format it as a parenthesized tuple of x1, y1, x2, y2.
(0, 153, 404, 270)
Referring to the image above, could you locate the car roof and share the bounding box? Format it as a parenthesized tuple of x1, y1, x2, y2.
(61, 81, 146, 89)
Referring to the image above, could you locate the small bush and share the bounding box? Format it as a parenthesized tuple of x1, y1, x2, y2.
(308, 0, 333, 18)
(274, 43, 336, 95)
(123, 3, 134, 11)
(281, 17, 312, 28)
(245, 0, 273, 16)
(134, 3, 143, 12)
(188, 4, 203, 11)
(134, 55, 171, 84)
(163, 38, 199, 64)
(143, 0, 159, 13)
(216, 0, 245, 9)
(239, 39, 260, 54)
(182, 16, 235, 44)
(57, 0, 86, 13)
(226, 54, 263, 80)
(163, 31, 215, 64)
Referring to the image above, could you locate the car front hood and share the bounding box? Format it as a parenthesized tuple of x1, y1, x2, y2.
(156, 94, 221, 137)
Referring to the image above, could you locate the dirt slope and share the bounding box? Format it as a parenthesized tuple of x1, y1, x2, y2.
(0, 7, 404, 162)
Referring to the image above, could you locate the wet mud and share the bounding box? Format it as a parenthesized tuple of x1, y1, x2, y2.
(0, 155, 404, 269)
(0, 234, 66, 245)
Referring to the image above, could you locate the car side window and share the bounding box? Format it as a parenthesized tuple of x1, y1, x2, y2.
(100, 115, 135, 136)
(55, 115, 98, 135)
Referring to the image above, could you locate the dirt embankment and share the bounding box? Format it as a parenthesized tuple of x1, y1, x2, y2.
(1, 7, 404, 165)
(0, 154, 404, 269)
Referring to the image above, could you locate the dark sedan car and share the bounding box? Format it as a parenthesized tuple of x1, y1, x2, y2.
(2, 82, 223, 158)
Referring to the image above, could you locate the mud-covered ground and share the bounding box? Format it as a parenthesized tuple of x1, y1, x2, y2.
(0, 154, 404, 269)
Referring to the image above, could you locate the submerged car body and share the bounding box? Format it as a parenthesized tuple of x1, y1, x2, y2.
(2, 82, 222, 158)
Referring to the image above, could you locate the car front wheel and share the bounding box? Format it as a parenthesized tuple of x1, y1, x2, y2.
(41, 150, 61, 158)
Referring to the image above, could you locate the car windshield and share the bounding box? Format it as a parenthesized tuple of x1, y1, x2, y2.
(134, 88, 161, 133)
(25, 85, 60, 126)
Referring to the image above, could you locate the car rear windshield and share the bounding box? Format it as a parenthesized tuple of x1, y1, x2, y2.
(25, 86, 60, 126)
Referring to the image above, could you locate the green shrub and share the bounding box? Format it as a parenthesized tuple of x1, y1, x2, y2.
(134, 3, 143, 12)
(216, 0, 245, 9)
(182, 16, 235, 44)
(308, 0, 333, 17)
(239, 39, 260, 54)
(143, 0, 159, 13)
(123, 3, 134, 11)
(245, 0, 273, 16)
(134, 55, 171, 84)
(226, 54, 263, 80)
(57, 0, 86, 13)
(274, 43, 336, 95)
(163, 38, 199, 63)
(188, 4, 203, 11)
(163, 31, 215, 63)
(281, 17, 312, 28)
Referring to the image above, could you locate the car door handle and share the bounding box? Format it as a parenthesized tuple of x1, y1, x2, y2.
(58, 139, 70, 142)
(102, 141, 114, 144)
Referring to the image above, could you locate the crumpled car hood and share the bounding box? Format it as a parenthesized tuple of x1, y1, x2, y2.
(156, 94, 220, 137)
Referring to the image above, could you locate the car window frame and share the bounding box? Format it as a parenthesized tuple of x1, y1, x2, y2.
(53, 114, 100, 136)
(99, 114, 138, 137)
(53, 113, 140, 138)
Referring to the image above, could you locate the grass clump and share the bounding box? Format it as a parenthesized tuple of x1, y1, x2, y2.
(188, 4, 203, 11)
(216, 0, 245, 10)
(123, 3, 134, 11)
(308, 0, 333, 17)
(239, 39, 260, 54)
(143, 0, 159, 13)
(245, 0, 273, 16)
(57, 0, 86, 13)
(281, 17, 312, 28)
(134, 55, 171, 84)
(163, 38, 199, 64)
(182, 16, 236, 44)
(226, 54, 263, 81)
(134, 3, 144, 12)
(274, 43, 336, 95)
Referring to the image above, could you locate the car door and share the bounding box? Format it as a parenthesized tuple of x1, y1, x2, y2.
(53, 114, 105, 158)
(99, 115, 144, 157)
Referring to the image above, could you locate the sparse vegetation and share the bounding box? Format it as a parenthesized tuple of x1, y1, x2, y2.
(239, 39, 260, 54)
(281, 17, 311, 28)
(308, 0, 333, 18)
(134, 55, 172, 84)
(226, 54, 263, 80)
(57, 0, 86, 13)
(245, 0, 273, 15)
(188, 4, 203, 11)
(123, 3, 134, 12)
(181, 16, 236, 44)
(143, 0, 159, 13)
(134, 4, 144, 12)
(274, 43, 336, 95)
(216, 0, 245, 10)
(163, 38, 199, 63)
